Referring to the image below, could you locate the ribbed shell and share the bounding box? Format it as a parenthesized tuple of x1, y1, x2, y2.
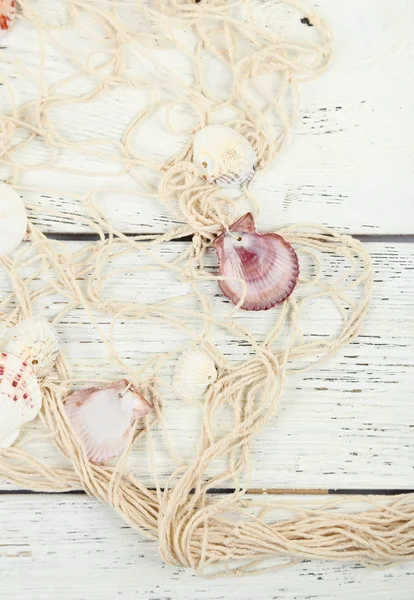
(0, 0, 15, 32)
(213, 213, 299, 311)
(2, 317, 60, 379)
(64, 379, 153, 463)
(0, 352, 42, 448)
(0, 182, 27, 255)
(193, 125, 257, 189)
(173, 345, 217, 400)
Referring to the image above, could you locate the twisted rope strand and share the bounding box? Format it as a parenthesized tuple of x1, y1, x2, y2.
(0, 0, 412, 577)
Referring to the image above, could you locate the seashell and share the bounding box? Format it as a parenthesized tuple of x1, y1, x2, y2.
(0, 352, 42, 448)
(173, 345, 217, 400)
(0, 182, 27, 256)
(213, 212, 299, 311)
(2, 317, 60, 379)
(64, 379, 153, 463)
(0, 0, 15, 32)
(193, 125, 257, 189)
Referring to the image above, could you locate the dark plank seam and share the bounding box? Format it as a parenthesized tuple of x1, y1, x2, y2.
(0, 488, 413, 496)
(45, 233, 414, 243)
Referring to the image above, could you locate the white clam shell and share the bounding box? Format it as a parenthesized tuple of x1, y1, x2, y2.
(173, 345, 217, 400)
(64, 379, 153, 463)
(193, 125, 257, 189)
(0, 183, 28, 256)
(0, 352, 43, 448)
(2, 317, 60, 379)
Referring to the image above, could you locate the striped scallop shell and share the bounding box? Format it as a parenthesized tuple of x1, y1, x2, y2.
(0, 0, 16, 32)
(213, 213, 299, 311)
(173, 345, 217, 400)
(64, 379, 153, 463)
(193, 125, 257, 189)
(2, 317, 60, 379)
(0, 352, 42, 448)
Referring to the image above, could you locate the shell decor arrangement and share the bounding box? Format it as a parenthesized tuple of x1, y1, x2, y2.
(192, 125, 257, 189)
(213, 212, 299, 311)
(2, 317, 60, 379)
(64, 379, 153, 463)
(0, 352, 42, 448)
(0, 182, 28, 256)
(173, 345, 218, 400)
(0, 0, 394, 576)
(0, 0, 15, 32)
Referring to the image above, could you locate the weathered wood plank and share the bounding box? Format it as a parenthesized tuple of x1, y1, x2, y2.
(0, 0, 413, 234)
(0, 241, 412, 491)
(0, 494, 413, 599)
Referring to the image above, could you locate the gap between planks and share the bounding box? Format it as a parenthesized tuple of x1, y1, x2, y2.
(0, 488, 413, 496)
(45, 232, 414, 244)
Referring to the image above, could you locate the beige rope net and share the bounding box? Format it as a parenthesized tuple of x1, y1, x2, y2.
(0, 0, 413, 576)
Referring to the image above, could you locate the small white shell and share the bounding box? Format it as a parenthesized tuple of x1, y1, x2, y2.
(2, 317, 60, 379)
(193, 125, 257, 189)
(173, 345, 217, 400)
(0, 183, 27, 256)
(64, 379, 153, 463)
(0, 352, 43, 448)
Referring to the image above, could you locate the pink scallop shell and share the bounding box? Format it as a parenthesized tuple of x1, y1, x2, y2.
(0, 0, 16, 31)
(213, 213, 299, 311)
(64, 379, 153, 463)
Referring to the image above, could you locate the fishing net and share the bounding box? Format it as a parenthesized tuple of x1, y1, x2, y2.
(0, 0, 413, 576)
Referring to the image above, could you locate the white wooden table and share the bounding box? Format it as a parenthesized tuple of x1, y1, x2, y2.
(1, 1, 414, 598)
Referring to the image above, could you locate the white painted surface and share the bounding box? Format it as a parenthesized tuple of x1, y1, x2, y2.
(0, 0, 413, 595)
(1, 494, 413, 600)
(0, 241, 412, 491)
(0, 0, 413, 234)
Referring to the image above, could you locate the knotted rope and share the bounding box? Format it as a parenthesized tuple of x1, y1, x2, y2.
(0, 0, 413, 576)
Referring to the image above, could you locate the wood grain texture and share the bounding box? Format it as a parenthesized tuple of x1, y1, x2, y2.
(0, 241, 412, 491)
(1, 494, 413, 600)
(0, 0, 413, 234)
(1, 1, 413, 592)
